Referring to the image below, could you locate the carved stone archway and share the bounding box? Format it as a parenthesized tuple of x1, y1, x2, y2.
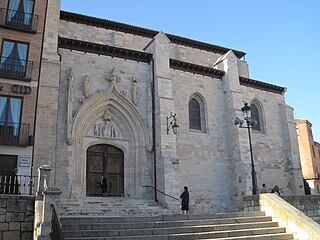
(69, 87, 149, 198)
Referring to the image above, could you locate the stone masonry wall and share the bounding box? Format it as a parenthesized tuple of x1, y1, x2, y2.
(282, 195, 320, 223)
(243, 195, 320, 224)
(0, 195, 34, 240)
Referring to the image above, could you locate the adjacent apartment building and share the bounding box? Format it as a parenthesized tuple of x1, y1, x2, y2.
(0, 0, 48, 193)
(296, 119, 320, 195)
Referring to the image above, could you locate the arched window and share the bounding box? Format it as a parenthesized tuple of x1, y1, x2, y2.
(189, 98, 201, 130)
(250, 104, 260, 131)
(188, 94, 206, 132)
(250, 101, 265, 134)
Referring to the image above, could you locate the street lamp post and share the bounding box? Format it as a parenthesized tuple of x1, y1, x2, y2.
(234, 102, 258, 195)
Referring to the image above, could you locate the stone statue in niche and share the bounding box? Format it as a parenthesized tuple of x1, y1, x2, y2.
(132, 76, 139, 105)
(102, 109, 111, 123)
(106, 67, 121, 90)
(67, 67, 74, 103)
(80, 75, 91, 103)
(92, 109, 122, 139)
(102, 122, 112, 137)
(66, 66, 74, 145)
(112, 127, 120, 138)
(93, 121, 122, 139)
(94, 123, 100, 136)
(83, 75, 91, 98)
(102, 109, 112, 137)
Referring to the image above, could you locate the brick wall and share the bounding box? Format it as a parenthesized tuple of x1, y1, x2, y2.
(0, 195, 34, 240)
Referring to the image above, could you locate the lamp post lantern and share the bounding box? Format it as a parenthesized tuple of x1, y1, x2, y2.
(235, 102, 258, 195)
(166, 112, 179, 135)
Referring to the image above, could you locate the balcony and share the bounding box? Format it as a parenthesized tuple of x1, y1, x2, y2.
(0, 57, 33, 81)
(0, 8, 38, 33)
(0, 122, 30, 146)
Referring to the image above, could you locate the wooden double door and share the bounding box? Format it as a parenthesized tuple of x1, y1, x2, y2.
(86, 144, 124, 196)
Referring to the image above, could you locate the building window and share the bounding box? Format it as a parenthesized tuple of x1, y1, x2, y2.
(188, 94, 206, 132)
(312, 145, 315, 158)
(0, 40, 29, 78)
(250, 100, 265, 134)
(189, 99, 201, 130)
(251, 104, 260, 131)
(0, 95, 22, 136)
(7, 0, 35, 28)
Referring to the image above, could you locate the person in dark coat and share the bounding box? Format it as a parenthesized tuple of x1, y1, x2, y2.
(98, 175, 108, 197)
(271, 185, 281, 195)
(180, 186, 189, 214)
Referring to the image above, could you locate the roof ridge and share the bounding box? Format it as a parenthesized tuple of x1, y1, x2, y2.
(60, 10, 246, 58)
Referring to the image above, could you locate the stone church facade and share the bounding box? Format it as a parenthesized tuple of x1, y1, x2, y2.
(33, 0, 304, 213)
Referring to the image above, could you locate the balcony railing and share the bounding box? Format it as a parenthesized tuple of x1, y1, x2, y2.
(0, 57, 33, 80)
(0, 122, 30, 146)
(0, 174, 38, 195)
(0, 8, 38, 32)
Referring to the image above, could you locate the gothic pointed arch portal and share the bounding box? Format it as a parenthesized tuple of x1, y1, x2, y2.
(69, 87, 150, 198)
(87, 144, 124, 196)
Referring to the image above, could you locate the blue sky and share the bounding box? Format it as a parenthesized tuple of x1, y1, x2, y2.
(61, 0, 320, 141)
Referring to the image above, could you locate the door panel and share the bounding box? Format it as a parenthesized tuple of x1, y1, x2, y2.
(87, 150, 104, 196)
(108, 174, 120, 196)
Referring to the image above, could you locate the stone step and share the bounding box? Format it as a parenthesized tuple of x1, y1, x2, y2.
(60, 198, 170, 216)
(62, 197, 158, 204)
(208, 233, 295, 240)
(63, 228, 293, 240)
(62, 216, 273, 230)
(61, 211, 293, 240)
(63, 221, 280, 238)
(60, 212, 266, 224)
(62, 209, 169, 217)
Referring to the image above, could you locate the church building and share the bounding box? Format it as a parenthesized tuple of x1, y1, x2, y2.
(31, 0, 304, 213)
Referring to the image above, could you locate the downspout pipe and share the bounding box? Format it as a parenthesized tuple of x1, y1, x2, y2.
(151, 58, 158, 202)
(30, 0, 49, 194)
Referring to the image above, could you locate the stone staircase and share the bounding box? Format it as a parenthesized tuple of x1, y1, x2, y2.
(60, 197, 171, 216)
(59, 199, 294, 240)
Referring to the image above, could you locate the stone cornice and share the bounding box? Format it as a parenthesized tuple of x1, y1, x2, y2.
(58, 37, 153, 63)
(60, 11, 246, 58)
(170, 59, 225, 79)
(239, 77, 286, 94)
(166, 34, 245, 59)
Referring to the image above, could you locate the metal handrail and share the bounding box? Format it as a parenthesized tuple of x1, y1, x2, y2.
(0, 121, 30, 146)
(0, 57, 33, 80)
(51, 204, 64, 240)
(143, 185, 180, 201)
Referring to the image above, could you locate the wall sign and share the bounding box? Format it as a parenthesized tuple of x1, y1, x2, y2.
(18, 156, 31, 167)
(12, 85, 32, 95)
(0, 85, 3, 91)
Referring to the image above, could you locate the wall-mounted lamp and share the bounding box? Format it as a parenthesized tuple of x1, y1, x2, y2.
(166, 112, 179, 135)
